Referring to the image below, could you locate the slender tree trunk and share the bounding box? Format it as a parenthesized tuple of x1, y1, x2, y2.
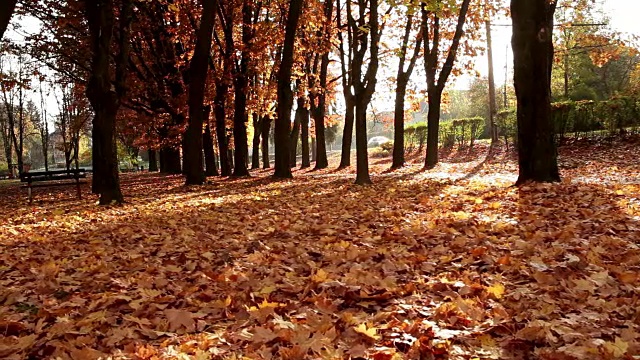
(184, 0, 216, 185)
(392, 78, 408, 168)
(261, 116, 270, 168)
(354, 100, 371, 184)
(148, 149, 158, 172)
(425, 89, 442, 169)
(251, 113, 261, 169)
(511, 0, 560, 184)
(274, 0, 303, 178)
(485, 11, 498, 143)
(339, 102, 355, 168)
(0, 0, 17, 40)
(214, 85, 232, 176)
(311, 137, 317, 161)
(300, 101, 310, 168)
(203, 123, 218, 176)
(289, 101, 303, 168)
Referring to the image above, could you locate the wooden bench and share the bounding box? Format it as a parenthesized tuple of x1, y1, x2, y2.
(20, 169, 87, 204)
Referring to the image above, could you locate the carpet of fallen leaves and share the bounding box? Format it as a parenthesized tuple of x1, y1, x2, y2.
(1, 138, 639, 360)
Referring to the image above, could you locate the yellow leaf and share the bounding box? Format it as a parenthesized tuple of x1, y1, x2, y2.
(475, 198, 483, 204)
(312, 268, 328, 283)
(486, 283, 505, 299)
(603, 337, 628, 358)
(354, 323, 380, 340)
(52, 208, 65, 216)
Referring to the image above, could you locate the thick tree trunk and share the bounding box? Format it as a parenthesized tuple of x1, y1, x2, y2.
(425, 89, 442, 169)
(251, 113, 261, 169)
(0, 0, 17, 40)
(300, 101, 310, 168)
(311, 137, 317, 161)
(338, 102, 355, 168)
(274, 0, 303, 179)
(392, 78, 408, 168)
(160, 147, 182, 174)
(511, 0, 560, 184)
(214, 85, 232, 176)
(148, 149, 158, 172)
(261, 116, 270, 168)
(354, 101, 371, 185)
(85, 0, 128, 205)
(184, 0, 215, 185)
(203, 123, 218, 176)
(232, 88, 250, 176)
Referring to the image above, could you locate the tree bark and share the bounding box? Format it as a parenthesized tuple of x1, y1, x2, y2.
(485, 7, 498, 143)
(425, 89, 441, 168)
(184, 0, 216, 185)
(148, 149, 158, 172)
(300, 100, 310, 168)
(214, 83, 232, 176)
(311, 0, 333, 170)
(159, 147, 181, 174)
(511, 0, 560, 184)
(422, 0, 471, 169)
(354, 100, 372, 184)
(391, 13, 422, 169)
(0, 0, 17, 40)
(338, 102, 354, 168)
(261, 116, 270, 168)
(251, 113, 261, 169)
(84, 0, 130, 205)
(392, 79, 408, 168)
(289, 98, 303, 167)
(203, 123, 218, 176)
(274, 0, 303, 179)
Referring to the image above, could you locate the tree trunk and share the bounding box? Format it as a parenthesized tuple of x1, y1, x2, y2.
(251, 113, 261, 169)
(261, 116, 270, 168)
(289, 100, 303, 168)
(214, 84, 232, 176)
(0, 0, 17, 40)
(160, 147, 181, 174)
(311, 137, 317, 161)
(485, 11, 498, 143)
(203, 123, 218, 176)
(274, 0, 303, 179)
(354, 100, 371, 185)
(300, 100, 310, 168)
(148, 149, 158, 172)
(392, 77, 408, 168)
(232, 89, 250, 177)
(184, 0, 216, 185)
(338, 102, 355, 168)
(85, 0, 129, 205)
(425, 89, 442, 169)
(511, 0, 560, 184)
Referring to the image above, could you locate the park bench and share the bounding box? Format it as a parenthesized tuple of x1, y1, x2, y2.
(20, 169, 87, 204)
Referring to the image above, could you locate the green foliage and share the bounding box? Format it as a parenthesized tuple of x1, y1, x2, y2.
(497, 95, 640, 145)
(380, 140, 394, 152)
(439, 117, 485, 149)
(404, 122, 427, 152)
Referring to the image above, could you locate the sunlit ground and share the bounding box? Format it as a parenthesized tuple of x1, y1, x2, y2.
(0, 139, 639, 359)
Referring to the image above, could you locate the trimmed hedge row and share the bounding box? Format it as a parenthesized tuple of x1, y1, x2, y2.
(496, 96, 640, 145)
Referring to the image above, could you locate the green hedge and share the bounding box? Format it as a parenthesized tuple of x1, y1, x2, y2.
(439, 117, 485, 149)
(497, 96, 640, 146)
